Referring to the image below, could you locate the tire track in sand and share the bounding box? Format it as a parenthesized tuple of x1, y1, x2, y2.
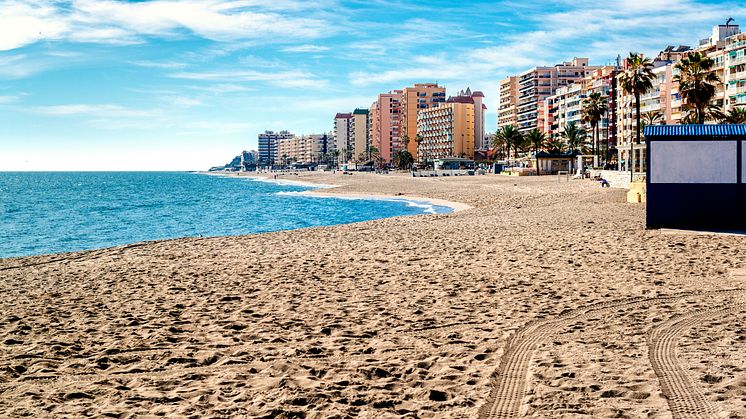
(648, 296, 746, 419)
(477, 289, 743, 419)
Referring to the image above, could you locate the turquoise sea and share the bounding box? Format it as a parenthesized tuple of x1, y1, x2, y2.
(0, 172, 451, 259)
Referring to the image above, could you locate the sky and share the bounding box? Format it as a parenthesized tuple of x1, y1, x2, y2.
(0, 0, 744, 171)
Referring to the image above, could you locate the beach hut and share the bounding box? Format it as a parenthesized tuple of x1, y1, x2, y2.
(645, 124, 746, 230)
(533, 151, 581, 175)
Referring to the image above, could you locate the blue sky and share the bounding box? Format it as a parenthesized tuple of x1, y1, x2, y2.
(1, 0, 744, 170)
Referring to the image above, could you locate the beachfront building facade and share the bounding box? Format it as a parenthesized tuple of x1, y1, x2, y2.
(258, 130, 294, 166)
(334, 113, 352, 162)
(370, 91, 403, 164)
(502, 58, 599, 136)
(498, 76, 518, 131)
(276, 134, 331, 165)
(467, 88, 487, 150)
(724, 32, 746, 111)
(614, 24, 741, 173)
(334, 109, 371, 163)
(351, 108, 370, 161)
(415, 89, 485, 161)
(400, 83, 446, 159)
(545, 65, 620, 150)
(416, 101, 475, 162)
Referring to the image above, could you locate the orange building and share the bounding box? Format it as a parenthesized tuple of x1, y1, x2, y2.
(400, 83, 446, 159)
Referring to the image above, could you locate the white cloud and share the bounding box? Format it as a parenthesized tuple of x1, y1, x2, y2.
(170, 69, 329, 88)
(0, 54, 49, 78)
(281, 44, 330, 53)
(349, 0, 746, 90)
(0, 2, 67, 51)
(0, 95, 22, 104)
(32, 104, 157, 118)
(0, 0, 335, 51)
(187, 84, 254, 94)
(167, 96, 204, 107)
(128, 60, 189, 69)
(184, 120, 254, 133)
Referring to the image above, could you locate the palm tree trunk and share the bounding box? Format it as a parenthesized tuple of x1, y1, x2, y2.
(591, 122, 596, 158)
(596, 121, 601, 162)
(635, 93, 641, 145)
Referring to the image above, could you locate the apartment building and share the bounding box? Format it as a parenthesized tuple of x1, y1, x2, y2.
(333, 113, 352, 161)
(546, 65, 620, 150)
(511, 58, 599, 135)
(724, 32, 746, 110)
(615, 48, 690, 152)
(351, 108, 370, 161)
(415, 89, 485, 160)
(400, 83, 446, 159)
(498, 76, 518, 131)
(257, 130, 294, 166)
(276, 134, 330, 165)
(370, 91, 403, 164)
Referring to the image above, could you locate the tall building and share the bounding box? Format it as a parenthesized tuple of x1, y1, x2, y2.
(501, 58, 598, 135)
(400, 83, 446, 159)
(334, 109, 371, 162)
(257, 130, 294, 166)
(498, 76, 518, 130)
(724, 32, 746, 111)
(546, 65, 620, 146)
(276, 133, 330, 165)
(416, 89, 484, 161)
(333, 113, 353, 162)
(470, 89, 486, 150)
(370, 91, 403, 164)
(351, 108, 370, 161)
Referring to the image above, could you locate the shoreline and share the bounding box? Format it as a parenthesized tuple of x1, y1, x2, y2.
(199, 170, 472, 213)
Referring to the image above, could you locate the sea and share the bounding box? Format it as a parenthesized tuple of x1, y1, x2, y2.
(0, 172, 452, 259)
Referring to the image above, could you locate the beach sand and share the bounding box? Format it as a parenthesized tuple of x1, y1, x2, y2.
(2, 172, 746, 418)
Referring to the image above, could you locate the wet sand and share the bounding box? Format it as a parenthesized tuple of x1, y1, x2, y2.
(2, 172, 745, 418)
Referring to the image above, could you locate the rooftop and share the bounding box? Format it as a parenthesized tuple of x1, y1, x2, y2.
(644, 124, 746, 138)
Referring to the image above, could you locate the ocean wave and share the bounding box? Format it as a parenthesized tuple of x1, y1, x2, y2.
(274, 191, 447, 215)
(247, 177, 336, 189)
(404, 200, 438, 214)
(274, 191, 308, 196)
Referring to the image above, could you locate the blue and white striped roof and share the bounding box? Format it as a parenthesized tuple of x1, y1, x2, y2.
(644, 124, 746, 137)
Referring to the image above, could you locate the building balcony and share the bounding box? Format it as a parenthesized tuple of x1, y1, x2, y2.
(729, 85, 746, 95)
(728, 70, 746, 82)
(727, 55, 746, 66)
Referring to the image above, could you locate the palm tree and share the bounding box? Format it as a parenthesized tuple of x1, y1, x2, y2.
(491, 132, 506, 160)
(618, 52, 655, 145)
(494, 125, 523, 159)
(369, 146, 383, 169)
(332, 149, 341, 168)
(525, 129, 546, 154)
(681, 110, 698, 125)
(674, 52, 721, 124)
(642, 110, 664, 126)
(394, 149, 413, 170)
(581, 92, 608, 162)
(640, 111, 665, 142)
(546, 137, 564, 153)
(563, 122, 586, 153)
(720, 107, 746, 124)
(414, 134, 424, 163)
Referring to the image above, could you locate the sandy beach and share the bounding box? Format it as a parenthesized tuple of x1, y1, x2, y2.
(2, 172, 746, 418)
